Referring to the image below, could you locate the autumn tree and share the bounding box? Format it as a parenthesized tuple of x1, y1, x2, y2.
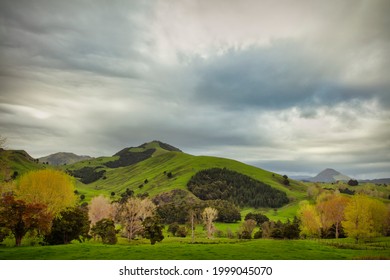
(239, 219, 257, 239)
(0, 194, 52, 246)
(17, 169, 76, 216)
(297, 201, 321, 238)
(114, 197, 155, 240)
(316, 194, 350, 238)
(342, 194, 388, 243)
(88, 195, 113, 226)
(202, 207, 218, 239)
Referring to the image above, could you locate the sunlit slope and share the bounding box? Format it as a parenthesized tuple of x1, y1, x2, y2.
(69, 150, 307, 202)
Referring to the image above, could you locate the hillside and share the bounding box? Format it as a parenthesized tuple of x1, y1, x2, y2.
(307, 168, 351, 183)
(62, 141, 307, 206)
(0, 149, 42, 181)
(38, 152, 93, 166)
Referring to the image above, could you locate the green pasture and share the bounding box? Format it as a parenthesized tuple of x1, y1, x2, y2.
(1, 237, 389, 260)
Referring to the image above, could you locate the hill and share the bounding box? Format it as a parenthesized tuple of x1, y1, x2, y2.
(307, 168, 351, 183)
(62, 141, 307, 206)
(38, 152, 93, 166)
(0, 149, 42, 181)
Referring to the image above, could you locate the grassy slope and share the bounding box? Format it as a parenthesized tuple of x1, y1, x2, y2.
(1, 237, 389, 260)
(0, 149, 42, 181)
(66, 150, 308, 206)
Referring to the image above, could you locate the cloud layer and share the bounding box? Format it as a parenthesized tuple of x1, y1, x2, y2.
(1, 0, 389, 179)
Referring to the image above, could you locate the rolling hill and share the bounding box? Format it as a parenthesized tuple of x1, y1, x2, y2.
(38, 152, 93, 166)
(0, 148, 42, 181)
(60, 141, 307, 204)
(1, 141, 308, 221)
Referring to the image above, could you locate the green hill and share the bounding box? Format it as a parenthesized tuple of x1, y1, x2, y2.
(0, 149, 42, 181)
(1, 141, 308, 221)
(61, 141, 307, 207)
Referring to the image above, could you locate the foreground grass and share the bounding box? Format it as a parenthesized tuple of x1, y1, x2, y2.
(1, 238, 389, 260)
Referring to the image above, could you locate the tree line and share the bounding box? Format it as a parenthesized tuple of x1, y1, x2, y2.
(187, 168, 289, 208)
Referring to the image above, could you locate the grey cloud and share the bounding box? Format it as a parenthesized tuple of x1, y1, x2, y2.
(191, 42, 390, 111)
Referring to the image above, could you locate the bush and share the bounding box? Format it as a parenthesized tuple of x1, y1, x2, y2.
(254, 230, 263, 239)
(176, 226, 188, 237)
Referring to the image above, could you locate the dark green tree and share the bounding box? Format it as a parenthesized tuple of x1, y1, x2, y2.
(45, 207, 90, 245)
(142, 216, 164, 245)
(91, 218, 118, 244)
(245, 212, 269, 225)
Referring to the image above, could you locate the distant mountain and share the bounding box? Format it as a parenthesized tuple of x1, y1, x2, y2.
(39, 152, 93, 166)
(307, 168, 351, 183)
(359, 178, 390, 184)
(290, 175, 312, 181)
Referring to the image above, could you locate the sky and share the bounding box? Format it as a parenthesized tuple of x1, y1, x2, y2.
(0, 0, 389, 179)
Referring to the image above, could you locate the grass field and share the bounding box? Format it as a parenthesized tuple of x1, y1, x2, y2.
(1, 237, 389, 260)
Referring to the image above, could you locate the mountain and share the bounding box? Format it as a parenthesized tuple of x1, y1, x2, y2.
(359, 178, 390, 184)
(307, 168, 351, 183)
(39, 152, 93, 166)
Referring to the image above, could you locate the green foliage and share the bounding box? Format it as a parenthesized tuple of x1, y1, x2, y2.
(348, 179, 359, 186)
(245, 212, 269, 225)
(91, 219, 118, 245)
(104, 148, 156, 168)
(206, 199, 241, 223)
(260, 218, 300, 240)
(142, 216, 164, 245)
(188, 168, 289, 208)
(68, 167, 106, 184)
(45, 207, 90, 245)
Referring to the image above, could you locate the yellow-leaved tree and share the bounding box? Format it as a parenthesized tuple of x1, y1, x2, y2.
(297, 201, 321, 238)
(342, 194, 387, 243)
(16, 169, 76, 216)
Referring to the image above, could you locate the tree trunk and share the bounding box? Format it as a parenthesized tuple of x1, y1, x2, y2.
(15, 235, 23, 247)
(335, 223, 339, 239)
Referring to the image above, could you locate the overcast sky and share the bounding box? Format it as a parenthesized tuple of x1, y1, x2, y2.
(1, 0, 389, 179)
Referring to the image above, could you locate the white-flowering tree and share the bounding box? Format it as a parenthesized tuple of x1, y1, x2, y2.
(88, 195, 113, 226)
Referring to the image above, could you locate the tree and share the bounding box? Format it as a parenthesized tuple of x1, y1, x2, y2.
(297, 201, 321, 238)
(245, 212, 269, 226)
(342, 194, 387, 243)
(347, 179, 359, 186)
(142, 216, 164, 245)
(0, 194, 52, 246)
(16, 169, 76, 216)
(240, 219, 257, 238)
(0, 135, 6, 149)
(45, 206, 90, 245)
(90, 218, 117, 244)
(114, 197, 155, 240)
(316, 194, 350, 238)
(88, 195, 113, 226)
(202, 207, 218, 238)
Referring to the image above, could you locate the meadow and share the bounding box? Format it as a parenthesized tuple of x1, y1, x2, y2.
(1, 236, 389, 260)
